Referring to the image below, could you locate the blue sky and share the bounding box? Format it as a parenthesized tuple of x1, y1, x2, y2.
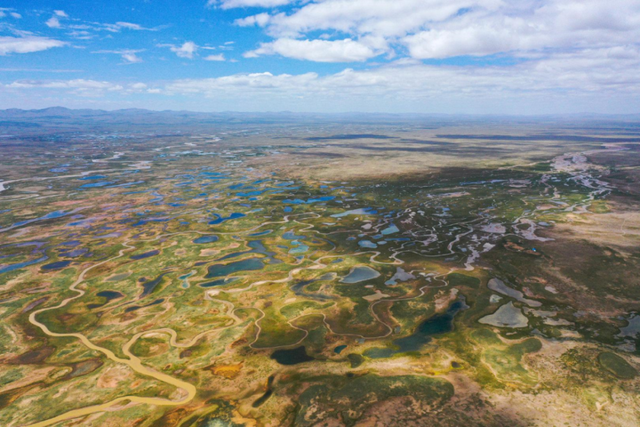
(1, 0, 639, 113)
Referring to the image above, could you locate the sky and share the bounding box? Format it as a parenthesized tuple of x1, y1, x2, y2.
(0, 0, 639, 114)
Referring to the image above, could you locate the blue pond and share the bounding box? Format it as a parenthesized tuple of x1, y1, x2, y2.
(130, 250, 160, 260)
(341, 266, 380, 284)
(209, 212, 246, 225)
(41, 260, 72, 271)
(282, 196, 335, 204)
(0, 256, 48, 274)
(193, 235, 219, 244)
(80, 181, 114, 188)
(199, 278, 238, 288)
(87, 290, 123, 309)
(249, 229, 272, 237)
(206, 257, 264, 278)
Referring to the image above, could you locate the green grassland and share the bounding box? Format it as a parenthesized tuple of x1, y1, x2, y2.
(1, 120, 640, 426)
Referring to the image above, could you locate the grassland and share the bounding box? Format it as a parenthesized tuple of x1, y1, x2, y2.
(1, 114, 640, 426)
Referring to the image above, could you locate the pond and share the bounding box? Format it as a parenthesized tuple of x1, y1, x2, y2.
(478, 301, 529, 328)
(41, 260, 72, 271)
(331, 207, 377, 218)
(487, 278, 541, 307)
(282, 196, 334, 204)
(199, 278, 239, 288)
(87, 290, 124, 309)
(130, 249, 160, 260)
(358, 240, 377, 249)
(193, 235, 219, 244)
(80, 181, 114, 188)
(140, 273, 168, 298)
(206, 257, 264, 278)
(249, 229, 272, 237)
(341, 266, 380, 284)
(209, 212, 246, 225)
(334, 345, 347, 354)
(381, 224, 399, 235)
(271, 346, 315, 365)
(365, 299, 468, 358)
(0, 256, 48, 274)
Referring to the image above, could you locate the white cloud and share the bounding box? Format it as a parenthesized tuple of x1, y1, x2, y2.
(46, 16, 62, 28)
(51, 17, 155, 35)
(235, 13, 271, 27)
(245, 38, 382, 62)
(0, 8, 21, 19)
(5, 46, 640, 112)
(209, 0, 294, 9)
(403, 22, 527, 59)
(234, 0, 640, 61)
(7, 79, 121, 91)
(113, 22, 145, 30)
(0, 36, 66, 55)
(93, 49, 144, 64)
(159, 46, 640, 101)
(238, 0, 495, 38)
(161, 41, 199, 59)
(204, 53, 226, 61)
(129, 82, 148, 91)
(121, 52, 143, 63)
(101, 21, 156, 32)
(3, 0, 640, 113)
(46, 10, 70, 28)
(164, 71, 318, 94)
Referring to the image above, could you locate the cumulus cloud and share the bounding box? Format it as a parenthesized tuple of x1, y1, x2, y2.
(161, 46, 640, 101)
(160, 41, 199, 59)
(237, 0, 493, 38)
(46, 16, 62, 28)
(46, 10, 70, 28)
(6, 45, 640, 112)
(245, 38, 382, 62)
(235, 0, 640, 62)
(121, 52, 143, 63)
(235, 12, 271, 27)
(3, 0, 639, 112)
(164, 71, 318, 94)
(0, 36, 66, 55)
